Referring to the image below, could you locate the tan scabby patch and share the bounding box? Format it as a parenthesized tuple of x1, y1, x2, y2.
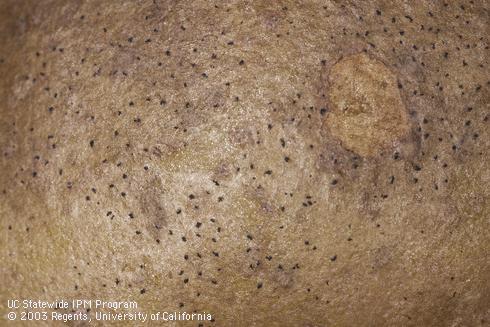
(326, 53, 410, 157)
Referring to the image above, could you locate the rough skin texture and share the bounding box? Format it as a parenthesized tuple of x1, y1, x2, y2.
(0, 1, 489, 326)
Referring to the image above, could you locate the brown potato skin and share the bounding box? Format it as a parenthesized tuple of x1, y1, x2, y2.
(1, 1, 489, 326)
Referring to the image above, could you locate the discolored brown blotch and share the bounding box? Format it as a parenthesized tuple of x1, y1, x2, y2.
(326, 53, 410, 157)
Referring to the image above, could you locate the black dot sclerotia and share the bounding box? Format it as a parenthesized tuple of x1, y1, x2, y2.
(1, 2, 486, 322)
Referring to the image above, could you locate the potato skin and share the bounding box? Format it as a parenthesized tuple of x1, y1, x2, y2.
(1, 1, 489, 326)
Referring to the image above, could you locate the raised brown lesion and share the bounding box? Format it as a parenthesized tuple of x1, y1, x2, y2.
(325, 53, 411, 157)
